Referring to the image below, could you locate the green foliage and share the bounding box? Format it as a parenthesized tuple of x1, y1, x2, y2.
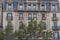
(5, 23, 13, 34)
(5, 22, 14, 40)
(0, 30, 5, 40)
(0, 20, 53, 40)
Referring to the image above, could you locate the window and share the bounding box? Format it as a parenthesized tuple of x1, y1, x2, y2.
(19, 22, 23, 29)
(19, 13, 23, 19)
(53, 14, 56, 17)
(33, 13, 37, 19)
(28, 4, 32, 10)
(28, 0, 36, 1)
(19, 4, 23, 10)
(53, 22, 57, 27)
(8, 22, 11, 25)
(8, 4, 12, 10)
(41, 5, 45, 10)
(42, 22, 46, 26)
(53, 32, 59, 40)
(7, 13, 12, 20)
(42, 14, 45, 17)
(19, 22, 23, 25)
(42, 22, 46, 29)
(52, 4, 56, 11)
(28, 13, 32, 20)
(43, 32, 47, 37)
(7, 13, 12, 17)
(33, 4, 36, 10)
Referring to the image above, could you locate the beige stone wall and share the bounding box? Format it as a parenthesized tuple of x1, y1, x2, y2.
(3, 12, 60, 31)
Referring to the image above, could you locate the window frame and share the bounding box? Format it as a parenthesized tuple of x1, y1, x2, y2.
(7, 4, 13, 10)
(19, 13, 23, 19)
(53, 22, 57, 27)
(53, 32, 59, 40)
(42, 14, 45, 17)
(53, 14, 56, 18)
(27, 4, 32, 10)
(33, 4, 36, 10)
(33, 13, 37, 19)
(40, 4, 46, 11)
(51, 4, 57, 11)
(28, 13, 32, 20)
(7, 13, 13, 20)
(19, 4, 24, 10)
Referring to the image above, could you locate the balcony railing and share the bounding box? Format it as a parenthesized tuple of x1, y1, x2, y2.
(52, 17, 58, 21)
(52, 26, 60, 30)
(19, 17, 23, 20)
(6, 16, 13, 21)
(42, 17, 46, 20)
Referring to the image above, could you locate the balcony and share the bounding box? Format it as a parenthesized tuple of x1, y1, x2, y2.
(6, 17, 13, 21)
(19, 17, 23, 20)
(52, 17, 58, 21)
(51, 8, 57, 11)
(42, 17, 46, 20)
(6, 0, 13, 4)
(52, 26, 60, 30)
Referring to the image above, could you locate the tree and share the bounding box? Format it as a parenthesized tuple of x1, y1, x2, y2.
(5, 22, 14, 40)
(15, 23, 26, 40)
(37, 21, 45, 37)
(14, 20, 53, 40)
(26, 20, 38, 40)
(0, 29, 5, 40)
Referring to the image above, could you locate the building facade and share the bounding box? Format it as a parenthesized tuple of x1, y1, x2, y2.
(2, 0, 60, 40)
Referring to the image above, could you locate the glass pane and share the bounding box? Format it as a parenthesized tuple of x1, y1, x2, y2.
(19, 22, 23, 25)
(19, 4, 23, 10)
(53, 32, 59, 40)
(28, 0, 36, 1)
(29, 14, 32, 17)
(43, 32, 47, 37)
(8, 4, 12, 10)
(42, 14, 45, 17)
(54, 22, 57, 27)
(28, 13, 32, 20)
(33, 4, 36, 10)
(8, 13, 12, 17)
(53, 14, 56, 17)
(28, 4, 31, 10)
(52, 5, 56, 11)
(8, 22, 11, 24)
(19, 13, 23, 18)
(41, 5, 45, 10)
(33, 13, 37, 18)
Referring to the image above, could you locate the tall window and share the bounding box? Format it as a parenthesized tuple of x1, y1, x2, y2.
(53, 14, 56, 17)
(42, 14, 45, 17)
(28, 13, 32, 20)
(8, 21, 11, 25)
(53, 22, 57, 27)
(28, 0, 36, 1)
(8, 4, 12, 10)
(19, 13, 23, 19)
(28, 4, 32, 10)
(41, 5, 45, 10)
(7, 13, 12, 20)
(7, 13, 12, 17)
(53, 32, 59, 40)
(42, 22, 46, 29)
(52, 4, 56, 11)
(19, 22, 23, 25)
(33, 13, 37, 19)
(19, 4, 23, 10)
(33, 4, 36, 10)
(43, 32, 47, 37)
